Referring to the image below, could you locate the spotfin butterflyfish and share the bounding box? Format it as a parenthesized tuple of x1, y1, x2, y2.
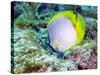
(47, 11, 86, 53)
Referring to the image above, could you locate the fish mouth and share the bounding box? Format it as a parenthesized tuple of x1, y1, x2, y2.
(49, 41, 65, 53)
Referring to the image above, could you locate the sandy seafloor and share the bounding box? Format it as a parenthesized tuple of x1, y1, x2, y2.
(11, 2, 97, 74)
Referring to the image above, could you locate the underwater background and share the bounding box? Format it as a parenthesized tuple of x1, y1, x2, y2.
(11, 1, 97, 74)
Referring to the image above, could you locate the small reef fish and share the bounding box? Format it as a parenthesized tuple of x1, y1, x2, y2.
(47, 11, 86, 53)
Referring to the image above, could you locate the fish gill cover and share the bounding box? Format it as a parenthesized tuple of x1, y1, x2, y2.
(11, 1, 97, 74)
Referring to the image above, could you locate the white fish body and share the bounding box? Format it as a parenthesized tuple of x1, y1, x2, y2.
(48, 16, 77, 52)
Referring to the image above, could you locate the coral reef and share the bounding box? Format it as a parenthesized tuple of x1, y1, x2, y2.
(67, 40, 97, 69)
(11, 2, 97, 74)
